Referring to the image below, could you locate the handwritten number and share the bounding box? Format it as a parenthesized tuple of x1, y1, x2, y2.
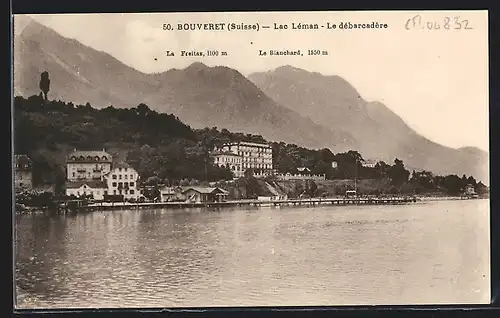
(464, 20, 473, 29)
(405, 14, 422, 30)
(444, 17, 450, 29)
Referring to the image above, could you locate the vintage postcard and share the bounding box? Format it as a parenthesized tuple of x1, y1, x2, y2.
(12, 10, 490, 308)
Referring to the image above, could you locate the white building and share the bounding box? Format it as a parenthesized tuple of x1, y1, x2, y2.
(331, 161, 338, 169)
(276, 173, 326, 181)
(66, 149, 112, 181)
(215, 141, 273, 177)
(212, 151, 243, 178)
(362, 160, 377, 168)
(105, 162, 140, 200)
(65, 180, 107, 200)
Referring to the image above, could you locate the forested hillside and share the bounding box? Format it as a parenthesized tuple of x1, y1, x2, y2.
(14, 95, 487, 196)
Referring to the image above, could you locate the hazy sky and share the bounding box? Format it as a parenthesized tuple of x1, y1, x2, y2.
(23, 11, 489, 151)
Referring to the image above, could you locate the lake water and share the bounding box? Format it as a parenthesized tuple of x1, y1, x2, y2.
(14, 199, 490, 308)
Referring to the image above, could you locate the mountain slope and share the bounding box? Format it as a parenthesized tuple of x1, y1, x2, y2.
(249, 66, 489, 183)
(13, 17, 356, 151)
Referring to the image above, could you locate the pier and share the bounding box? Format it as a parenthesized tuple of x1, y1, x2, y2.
(58, 196, 418, 213)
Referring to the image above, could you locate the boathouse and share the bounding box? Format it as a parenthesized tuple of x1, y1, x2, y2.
(159, 186, 184, 202)
(182, 187, 229, 203)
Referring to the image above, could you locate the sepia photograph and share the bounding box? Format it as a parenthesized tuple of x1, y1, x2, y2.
(12, 10, 490, 309)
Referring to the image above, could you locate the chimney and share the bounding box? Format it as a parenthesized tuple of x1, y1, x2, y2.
(102, 148, 105, 152)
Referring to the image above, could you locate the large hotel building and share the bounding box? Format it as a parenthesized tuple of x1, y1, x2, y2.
(213, 141, 273, 178)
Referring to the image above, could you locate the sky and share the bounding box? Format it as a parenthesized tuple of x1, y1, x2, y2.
(21, 11, 489, 151)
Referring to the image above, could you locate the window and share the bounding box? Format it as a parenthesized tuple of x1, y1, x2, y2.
(129, 182, 134, 187)
(72, 172, 75, 177)
(130, 174, 133, 179)
(112, 182, 117, 187)
(130, 190, 135, 194)
(113, 190, 116, 194)
(112, 175, 117, 179)
(119, 175, 122, 179)
(125, 175, 128, 179)
(119, 168, 122, 172)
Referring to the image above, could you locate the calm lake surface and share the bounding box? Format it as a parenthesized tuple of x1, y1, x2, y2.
(14, 199, 490, 308)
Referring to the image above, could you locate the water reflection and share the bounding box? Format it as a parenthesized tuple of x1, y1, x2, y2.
(15, 200, 490, 308)
(15, 215, 71, 299)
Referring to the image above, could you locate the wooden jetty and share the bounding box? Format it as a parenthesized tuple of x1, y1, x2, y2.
(66, 196, 418, 213)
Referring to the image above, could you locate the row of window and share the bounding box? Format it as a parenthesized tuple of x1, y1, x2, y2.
(237, 151, 272, 157)
(15, 164, 31, 169)
(111, 174, 136, 180)
(75, 189, 136, 196)
(243, 158, 272, 163)
(111, 181, 135, 188)
(244, 163, 273, 169)
(222, 163, 273, 170)
(216, 157, 241, 163)
(69, 155, 110, 161)
(233, 147, 272, 153)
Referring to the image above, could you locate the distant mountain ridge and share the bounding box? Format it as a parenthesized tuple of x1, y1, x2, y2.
(13, 16, 489, 182)
(13, 16, 356, 152)
(248, 66, 489, 183)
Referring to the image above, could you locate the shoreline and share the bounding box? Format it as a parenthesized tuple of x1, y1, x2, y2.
(15, 195, 487, 215)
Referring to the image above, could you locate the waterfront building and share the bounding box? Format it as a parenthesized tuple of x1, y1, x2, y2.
(104, 162, 140, 200)
(159, 186, 184, 202)
(182, 187, 229, 203)
(14, 154, 33, 190)
(465, 184, 477, 195)
(212, 151, 243, 178)
(257, 194, 288, 201)
(65, 180, 107, 200)
(66, 149, 112, 181)
(215, 141, 273, 177)
(331, 161, 338, 169)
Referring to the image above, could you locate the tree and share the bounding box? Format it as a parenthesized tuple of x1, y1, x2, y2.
(388, 158, 410, 186)
(136, 103, 151, 116)
(39, 71, 50, 100)
(410, 170, 434, 191)
(144, 176, 161, 186)
(442, 174, 463, 195)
